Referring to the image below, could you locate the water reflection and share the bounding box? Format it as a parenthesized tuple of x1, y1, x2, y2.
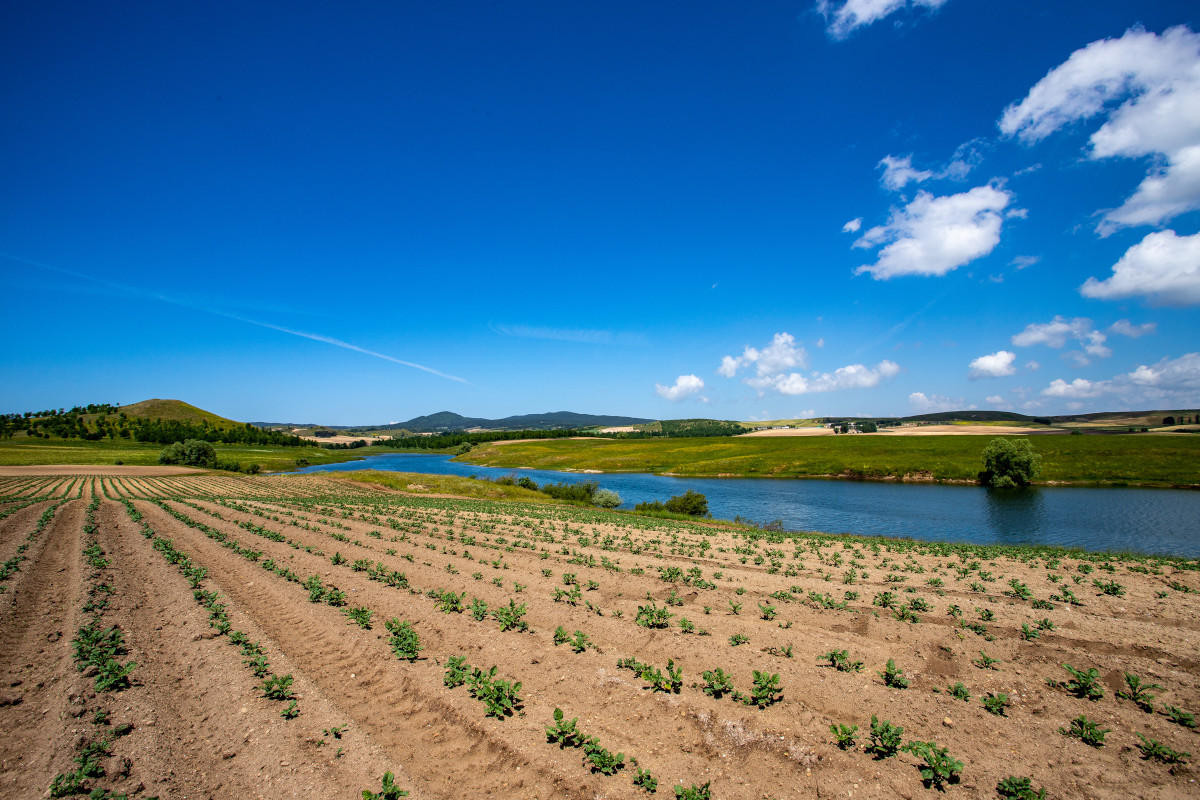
(983, 488, 1045, 547)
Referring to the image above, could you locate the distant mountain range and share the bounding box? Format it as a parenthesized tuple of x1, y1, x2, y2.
(375, 411, 653, 432)
(250, 410, 654, 433)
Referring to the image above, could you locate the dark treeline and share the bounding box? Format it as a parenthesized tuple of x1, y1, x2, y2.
(371, 428, 584, 450)
(368, 420, 747, 450)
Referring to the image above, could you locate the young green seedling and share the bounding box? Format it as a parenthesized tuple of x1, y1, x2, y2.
(830, 723, 858, 749)
(866, 715, 903, 759)
(877, 659, 909, 689)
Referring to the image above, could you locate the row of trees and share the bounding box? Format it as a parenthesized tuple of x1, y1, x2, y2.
(0, 404, 306, 447)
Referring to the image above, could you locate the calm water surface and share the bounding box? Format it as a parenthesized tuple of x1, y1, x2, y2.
(290, 453, 1200, 558)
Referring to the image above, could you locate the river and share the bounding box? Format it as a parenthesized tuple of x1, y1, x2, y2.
(289, 453, 1200, 558)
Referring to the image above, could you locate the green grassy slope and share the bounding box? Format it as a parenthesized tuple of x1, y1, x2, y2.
(459, 435, 1200, 486)
(118, 398, 240, 427)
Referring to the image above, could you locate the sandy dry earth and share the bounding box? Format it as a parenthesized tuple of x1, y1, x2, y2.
(739, 426, 1053, 437)
(1, 474, 1198, 800)
(877, 426, 1055, 436)
(739, 428, 835, 437)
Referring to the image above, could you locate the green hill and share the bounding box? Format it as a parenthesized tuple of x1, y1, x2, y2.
(119, 399, 241, 428)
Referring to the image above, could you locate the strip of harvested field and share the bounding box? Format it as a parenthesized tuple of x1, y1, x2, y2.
(0, 498, 88, 799)
(160, 497, 860, 797)
(98, 498, 421, 799)
(132, 498, 596, 800)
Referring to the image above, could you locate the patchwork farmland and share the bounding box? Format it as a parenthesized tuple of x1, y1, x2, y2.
(1, 472, 1197, 799)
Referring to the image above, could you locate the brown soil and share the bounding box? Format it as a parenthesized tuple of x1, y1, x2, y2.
(1, 474, 1197, 800)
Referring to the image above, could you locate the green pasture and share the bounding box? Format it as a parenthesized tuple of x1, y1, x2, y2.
(0, 437, 369, 472)
(459, 434, 1200, 487)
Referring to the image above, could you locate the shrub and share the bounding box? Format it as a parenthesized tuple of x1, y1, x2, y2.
(592, 489, 622, 508)
(158, 438, 217, 468)
(980, 438, 1042, 488)
(541, 480, 598, 504)
(665, 490, 709, 516)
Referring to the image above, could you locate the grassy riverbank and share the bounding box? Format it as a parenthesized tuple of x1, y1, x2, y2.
(459, 434, 1200, 487)
(0, 438, 371, 472)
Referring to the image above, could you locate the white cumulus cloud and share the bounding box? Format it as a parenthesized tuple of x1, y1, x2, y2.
(817, 0, 951, 40)
(1012, 316, 1113, 366)
(655, 375, 706, 402)
(853, 185, 1012, 279)
(878, 155, 934, 190)
(1042, 378, 1104, 398)
(1011, 316, 1111, 358)
(968, 350, 1017, 379)
(985, 394, 1005, 405)
(1080, 229, 1200, 306)
(1039, 352, 1200, 404)
(1126, 352, 1200, 391)
(999, 25, 1200, 232)
(720, 333, 898, 396)
(842, 217, 863, 233)
(1109, 319, 1157, 338)
(908, 391, 961, 413)
(747, 360, 901, 396)
(719, 332, 807, 379)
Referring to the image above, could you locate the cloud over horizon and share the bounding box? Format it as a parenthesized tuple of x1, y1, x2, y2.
(853, 184, 1012, 279)
(655, 374, 706, 402)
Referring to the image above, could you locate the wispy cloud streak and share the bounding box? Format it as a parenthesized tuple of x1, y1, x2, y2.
(1, 253, 466, 383)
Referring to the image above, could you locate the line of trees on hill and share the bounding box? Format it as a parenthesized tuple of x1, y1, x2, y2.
(369, 428, 584, 450)
(0, 405, 305, 446)
(366, 419, 746, 450)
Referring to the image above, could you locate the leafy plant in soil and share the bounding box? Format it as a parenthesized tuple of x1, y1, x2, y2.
(901, 740, 963, 790)
(744, 670, 782, 708)
(1061, 664, 1104, 700)
(830, 723, 858, 749)
(1116, 672, 1161, 712)
(546, 707, 582, 748)
(996, 776, 1046, 799)
(362, 771, 409, 799)
(582, 736, 625, 775)
(1136, 734, 1191, 767)
(674, 781, 713, 799)
(823, 650, 863, 672)
(973, 651, 1000, 670)
(701, 668, 735, 699)
(443, 655, 469, 688)
(1164, 705, 1195, 728)
(492, 599, 529, 632)
(866, 715, 903, 759)
(262, 673, 295, 701)
(982, 692, 1009, 716)
(385, 618, 422, 661)
(878, 659, 909, 689)
(636, 602, 673, 628)
(345, 606, 374, 629)
(633, 766, 658, 793)
(1060, 715, 1108, 747)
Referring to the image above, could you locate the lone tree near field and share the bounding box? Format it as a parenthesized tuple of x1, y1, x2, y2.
(979, 438, 1042, 488)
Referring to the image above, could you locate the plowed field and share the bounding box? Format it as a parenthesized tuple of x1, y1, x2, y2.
(1, 473, 1197, 799)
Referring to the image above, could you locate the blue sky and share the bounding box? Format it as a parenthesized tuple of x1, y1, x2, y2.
(3, 1, 1198, 424)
